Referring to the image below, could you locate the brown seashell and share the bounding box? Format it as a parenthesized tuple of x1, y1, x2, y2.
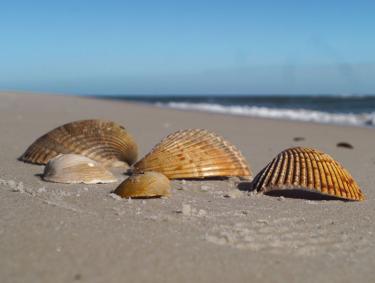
(19, 119, 138, 168)
(114, 171, 171, 198)
(251, 147, 364, 201)
(132, 129, 251, 179)
(43, 154, 117, 184)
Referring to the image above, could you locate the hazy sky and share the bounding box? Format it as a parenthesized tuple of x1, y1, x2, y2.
(1, 0, 374, 95)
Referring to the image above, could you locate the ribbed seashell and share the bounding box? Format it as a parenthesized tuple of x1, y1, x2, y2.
(43, 154, 117, 184)
(251, 147, 364, 201)
(132, 129, 251, 179)
(114, 171, 171, 198)
(20, 119, 138, 168)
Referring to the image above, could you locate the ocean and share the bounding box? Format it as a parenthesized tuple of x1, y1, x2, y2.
(94, 95, 375, 128)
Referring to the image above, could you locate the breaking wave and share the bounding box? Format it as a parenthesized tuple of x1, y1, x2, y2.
(156, 102, 375, 127)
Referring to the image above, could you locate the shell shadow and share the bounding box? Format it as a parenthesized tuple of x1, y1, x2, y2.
(34, 173, 43, 180)
(174, 177, 230, 181)
(124, 170, 229, 181)
(109, 191, 165, 199)
(264, 189, 351, 201)
(124, 169, 133, 176)
(236, 180, 352, 201)
(237, 181, 253, 192)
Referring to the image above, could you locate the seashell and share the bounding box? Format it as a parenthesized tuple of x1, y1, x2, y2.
(43, 154, 117, 184)
(19, 119, 138, 168)
(114, 171, 171, 198)
(251, 147, 364, 201)
(132, 129, 251, 179)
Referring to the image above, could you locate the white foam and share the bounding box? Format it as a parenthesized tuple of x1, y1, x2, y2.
(156, 102, 375, 127)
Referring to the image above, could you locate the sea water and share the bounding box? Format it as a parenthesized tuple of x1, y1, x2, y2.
(94, 95, 375, 127)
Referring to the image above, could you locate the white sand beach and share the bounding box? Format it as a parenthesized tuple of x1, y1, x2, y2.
(0, 92, 374, 283)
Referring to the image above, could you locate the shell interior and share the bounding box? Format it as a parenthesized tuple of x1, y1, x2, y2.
(43, 154, 117, 184)
(251, 147, 364, 201)
(114, 171, 171, 198)
(132, 129, 251, 179)
(20, 119, 138, 168)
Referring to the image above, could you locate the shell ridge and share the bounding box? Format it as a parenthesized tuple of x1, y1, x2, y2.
(269, 153, 284, 186)
(152, 132, 217, 155)
(298, 150, 308, 187)
(308, 150, 322, 191)
(304, 151, 314, 188)
(325, 156, 342, 198)
(292, 148, 301, 186)
(275, 152, 288, 185)
(320, 155, 335, 195)
(330, 161, 347, 198)
(259, 156, 279, 191)
(285, 148, 294, 186)
(333, 162, 356, 199)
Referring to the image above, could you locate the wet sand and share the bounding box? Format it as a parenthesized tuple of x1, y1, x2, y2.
(0, 92, 374, 283)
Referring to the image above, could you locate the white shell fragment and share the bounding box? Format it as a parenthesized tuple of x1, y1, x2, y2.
(43, 154, 117, 184)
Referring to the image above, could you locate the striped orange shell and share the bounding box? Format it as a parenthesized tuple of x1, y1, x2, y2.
(132, 129, 251, 179)
(19, 119, 138, 168)
(114, 171, 171, 198)
(251, 147, 364, 201)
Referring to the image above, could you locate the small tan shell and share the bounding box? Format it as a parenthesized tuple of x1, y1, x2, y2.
(20, 119, 138, 168)
(251, 147, 365, 201)
(132, 129, 251, 179)
(43, 154, 117, 184)
(114, 171, 171, 198)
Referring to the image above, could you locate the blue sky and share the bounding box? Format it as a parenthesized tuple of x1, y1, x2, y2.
(0, 0, 374, 95)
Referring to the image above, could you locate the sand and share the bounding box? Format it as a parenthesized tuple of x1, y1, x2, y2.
(0, 92, 374, 283)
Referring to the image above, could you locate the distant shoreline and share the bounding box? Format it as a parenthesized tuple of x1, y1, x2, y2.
(90, 94, 375, 128)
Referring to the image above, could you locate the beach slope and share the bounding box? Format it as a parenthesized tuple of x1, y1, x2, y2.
(0, 92, 374, 283)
